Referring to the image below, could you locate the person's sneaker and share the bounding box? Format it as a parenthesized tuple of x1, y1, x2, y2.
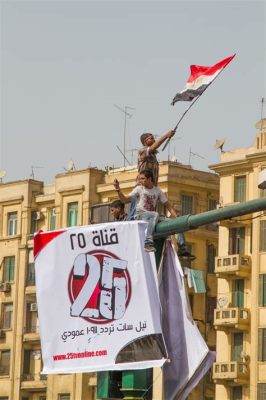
(178, 251, 196, 260)
(144, 245, 156, 252)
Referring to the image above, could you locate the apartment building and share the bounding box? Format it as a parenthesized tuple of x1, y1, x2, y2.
(210, 119, 266, 400)
(0, 161, 219, 400)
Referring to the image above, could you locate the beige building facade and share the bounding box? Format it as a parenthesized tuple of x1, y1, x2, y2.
(0, 161, 219, 400)
(210, 119, 266, 400)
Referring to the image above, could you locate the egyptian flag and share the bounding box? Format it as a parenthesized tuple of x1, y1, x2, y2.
(171, 54, 235, 105)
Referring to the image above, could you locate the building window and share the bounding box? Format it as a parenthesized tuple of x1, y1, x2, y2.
(3, 256, 15, 282)
(232, 279, 244, 308)
(58, 395, 70, 400)
(25, 302, 39, 334)
(0, 350, 10, 375)
(181, 195, 193, 215)
(234, 176, 246, 202)
(206, 297, 216, 324)
(30, 211, 38, 234)
(231, 332, 243, 362)
(91, 203, 112, 224)
(258, 328, 266, 361)
(67, 202, 78, 227)
(259, 275, 266, 307)
(260, 221, 266, 252)
(49, 208, 56, 230)
(27, 263, 35, 286)
(7, 212, 17, 236)
(0, 397, 9, 400)
(231, 386, 243, 400)
(258, 383, 266, 400)
(229, 227, 245, 255)
(207, 244, 216, 273)
(2, 303, 13, 329)
(208, 198, 217, 211)
(23, 349, 31, 379)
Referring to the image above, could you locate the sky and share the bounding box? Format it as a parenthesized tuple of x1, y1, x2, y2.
(0, 0, 265, 184)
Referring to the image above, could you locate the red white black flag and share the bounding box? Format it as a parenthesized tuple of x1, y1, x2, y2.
(171, 54, 235, 105)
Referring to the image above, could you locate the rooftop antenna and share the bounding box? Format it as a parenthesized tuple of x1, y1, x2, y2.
(126, 148, 138, 164)
(114, 104, 135, 168)
(116, 145, 130, 166)
(261, 98, 265, 131)
(0, 169, 6, 183)
(64, 159, 76, 172)
(261, 97, 265, 118)
(167, 136, 182, 161)
(188, 148, 205, 165)
(214, 138, 226, 153)
(30, 166, 44, 180)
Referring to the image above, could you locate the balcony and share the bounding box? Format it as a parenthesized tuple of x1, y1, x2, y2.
(213, 361, 249, 384)
(26, 276, 36, 287)
(25, 269, 36, 294)
(21, 372, 47, 390)
(0, 366, 10, 376)
(23, 325, 40, 342)
(215, 254, 251, 278)
(214, 308, 250, 331)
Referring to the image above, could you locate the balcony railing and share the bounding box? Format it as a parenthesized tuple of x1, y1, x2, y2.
(0, 366, 10, 375)
(213, 361, 249, 384)
(26, 277, 36, 286)
(22, 373, 35, 381)
(215, 254, 251, 278)
(214, 307, 250, 330)
(21, 372, 47, 390)
(24, 325, 40, 334)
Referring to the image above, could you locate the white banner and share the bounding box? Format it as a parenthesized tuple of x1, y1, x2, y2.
(34, 221, 166, 374)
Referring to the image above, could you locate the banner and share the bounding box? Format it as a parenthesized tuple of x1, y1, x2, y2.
(34, 221, 167, 374)
(159, 241, 215, 400)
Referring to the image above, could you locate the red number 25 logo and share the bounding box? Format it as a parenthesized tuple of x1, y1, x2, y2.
(68, 250, 131, 324)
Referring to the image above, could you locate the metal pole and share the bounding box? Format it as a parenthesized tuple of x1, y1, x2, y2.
(154, 197, 266, 238)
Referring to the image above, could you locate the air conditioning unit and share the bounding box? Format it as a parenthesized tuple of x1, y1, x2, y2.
(30, 303, 38, 312)
(51, 208, 56, 217)
(33, 211, 44, 221)
(0, 329, 6, 339)
(0, 282, 11, 292)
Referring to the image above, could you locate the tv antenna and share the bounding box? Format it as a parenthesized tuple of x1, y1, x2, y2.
(188, 148, 205, 165)
(126, 148, 138, 164)
(0, 169, 6, 183)
(167, 136, 182, 161)
(64, 159, 76, 172)
(30, 166, 44, 179)
(214, 138, 226, 153)
(116, 145, 130, 166)
(114, 104, 135, 168)
(261, 97, 265, 120)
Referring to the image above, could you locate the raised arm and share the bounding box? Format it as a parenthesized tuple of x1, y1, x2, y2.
(149, 130, 175, 152)
(113, 179, 131, 203)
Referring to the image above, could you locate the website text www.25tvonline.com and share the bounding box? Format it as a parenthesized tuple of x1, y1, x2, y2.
(53, 349, 107, 361)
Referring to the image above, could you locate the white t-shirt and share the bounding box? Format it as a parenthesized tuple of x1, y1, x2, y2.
(128, 185, 167, 214)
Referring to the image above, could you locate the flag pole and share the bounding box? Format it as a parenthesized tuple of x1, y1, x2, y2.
(162, 55, 235, 151)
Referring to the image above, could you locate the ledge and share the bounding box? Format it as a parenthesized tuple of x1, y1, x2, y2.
(58, 185, 85, 195)
(0, 195, 24, 205)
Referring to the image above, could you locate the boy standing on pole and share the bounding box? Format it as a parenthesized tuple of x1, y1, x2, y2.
(138, 130, 175, 185)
